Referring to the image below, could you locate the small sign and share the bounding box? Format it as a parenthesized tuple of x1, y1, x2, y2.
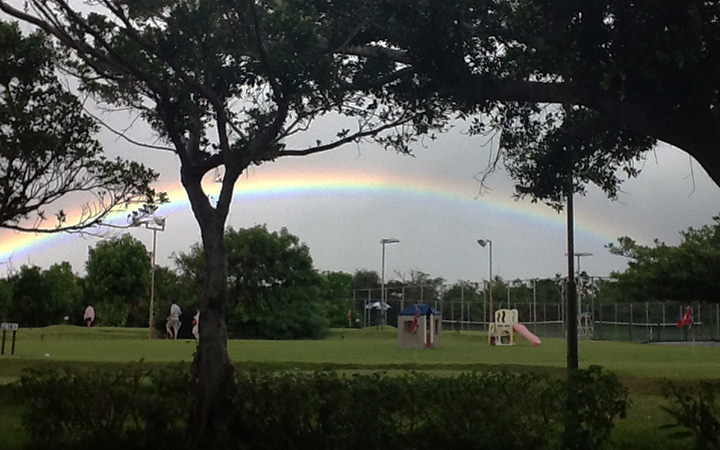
(1, 323, 18, 331)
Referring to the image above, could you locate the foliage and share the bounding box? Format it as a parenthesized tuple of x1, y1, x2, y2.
(0, 277, 11, 322)
(0, 21, 162, 232)
(4, 263, 82, 327)
(19, 365, 192, 450)
(18, 365, 628, 450)
(177, 226, 330, 339)
(351, 269, 381, 293)
(562, 366, 629, 450)
(662, 380, 720, 450)
(389, 270, 446, 304)
(84, 234, 151, 327)
(337, 0, 661, 204)
(606, 215, 720, 302)
(320, 271, 358, 328)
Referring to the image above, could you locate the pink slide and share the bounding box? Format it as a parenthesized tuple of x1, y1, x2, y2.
(512, 323, 541, 347)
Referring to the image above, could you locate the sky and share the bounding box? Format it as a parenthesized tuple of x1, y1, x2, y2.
(1, 113, 720, 286)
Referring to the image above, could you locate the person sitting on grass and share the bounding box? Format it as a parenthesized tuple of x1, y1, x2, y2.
(166, 302, 181, 339)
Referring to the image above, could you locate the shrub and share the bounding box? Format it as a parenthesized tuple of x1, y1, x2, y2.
(20, 365, 191, 450)
(662, 380, 720, 450)
(561, 366, 629, 450)
(19, 366, 629, 450)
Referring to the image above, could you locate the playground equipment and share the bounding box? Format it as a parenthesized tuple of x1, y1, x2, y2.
(579, 311, 593, 339)
(398, 303, 442, 349)
(488, 309, 541, 347)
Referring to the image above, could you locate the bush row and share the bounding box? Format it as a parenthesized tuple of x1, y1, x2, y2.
(18, 365, 628, 450)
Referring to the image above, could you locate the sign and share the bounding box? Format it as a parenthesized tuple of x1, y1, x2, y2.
(1, 323, 18, 331)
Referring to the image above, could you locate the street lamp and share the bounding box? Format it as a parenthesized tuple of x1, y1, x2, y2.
(133, 216, 166, 339)
(477, 239, 493, 322)
(573, 252, 593, 275)
(380, 238, 399, 326)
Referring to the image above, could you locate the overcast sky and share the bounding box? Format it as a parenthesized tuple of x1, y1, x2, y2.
(2, 113, 719, 286)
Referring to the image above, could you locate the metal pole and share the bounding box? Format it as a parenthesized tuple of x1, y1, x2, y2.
(566, 191, 579, 371)
(381, 242, 385, 327)
(507, 284, 510, 309)
(533, 279, 537, 334)
(149, 227, 157, 339)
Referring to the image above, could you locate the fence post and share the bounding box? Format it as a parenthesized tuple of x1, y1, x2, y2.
(460, 287, 465, 331)
(451, 301, 455, 331)
(697, 302, 702, 340)
(533, 280, 537, 334)
(629, 303, 633, 341)
(597, 293, 602, 340)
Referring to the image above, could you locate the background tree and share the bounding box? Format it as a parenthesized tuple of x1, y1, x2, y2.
(0, 21, 161, 232)
(0, 2, 438, 438)
(5, 262, 82, 326)
(606, 215, 720, 303)
(0, 277, 11, 322)
(351, 269, 381, 298)
(320, 271, 357, 328)
(85, 234, 151, 327)
(392, 270, 445, 304)
(177, 226, 330, 340)
(442, 280, 483, 304)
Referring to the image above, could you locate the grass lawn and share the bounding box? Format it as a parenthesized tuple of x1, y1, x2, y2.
(0, 325, 717, 449)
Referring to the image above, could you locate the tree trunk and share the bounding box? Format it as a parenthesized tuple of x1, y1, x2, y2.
(188, 197, 237, 447)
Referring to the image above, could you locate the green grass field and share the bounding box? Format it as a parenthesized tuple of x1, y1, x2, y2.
(0, 325, 717, 449)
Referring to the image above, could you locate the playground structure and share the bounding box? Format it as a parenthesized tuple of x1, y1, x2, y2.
(488, 309, 541, 347)
(398, 303, 442, 349)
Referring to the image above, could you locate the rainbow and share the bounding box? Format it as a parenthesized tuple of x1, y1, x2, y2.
(0, 168, 620, 262)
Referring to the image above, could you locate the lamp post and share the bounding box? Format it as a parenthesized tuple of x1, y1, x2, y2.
(380, 238, 399, 326)
(574, 252, 593, 275)
(134, 216, 166, 339)
(477, 239, 493, 322)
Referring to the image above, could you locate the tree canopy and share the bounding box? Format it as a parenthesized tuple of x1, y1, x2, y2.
(606, 215, 720, 303)
(85, 234, 151, 326)
(3, 262, 82, 326)
(345, 0, 720, 199)
(176, 226, 330, 340)
(0, 21, 162, 232)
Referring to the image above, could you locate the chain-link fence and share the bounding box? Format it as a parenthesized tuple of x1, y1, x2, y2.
(590, 301, 720, 342)
(350, 287, 720, 342)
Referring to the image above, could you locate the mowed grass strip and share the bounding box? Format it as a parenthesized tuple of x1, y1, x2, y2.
(2, 325, 719, 381)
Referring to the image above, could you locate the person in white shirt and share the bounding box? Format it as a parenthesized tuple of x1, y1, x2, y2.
(192, 310, 199, 340)
(166, 303, 181, 339)
(83, 305, 95, 327)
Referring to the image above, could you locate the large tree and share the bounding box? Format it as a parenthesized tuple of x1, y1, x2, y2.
(0, 21, 161, 232)
(85, 233, 152, 327)
(0, 0, 433, 442)
(177, 225, 330, 340)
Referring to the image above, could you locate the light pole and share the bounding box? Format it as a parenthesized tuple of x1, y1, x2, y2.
(380, 238, 399, 326)
(574, 252, 593, 275)
(477, 239, 493, 322)
(134, 216, 166, 339)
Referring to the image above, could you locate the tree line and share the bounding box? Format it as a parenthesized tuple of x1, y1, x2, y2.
(3, 216, 718, 333)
